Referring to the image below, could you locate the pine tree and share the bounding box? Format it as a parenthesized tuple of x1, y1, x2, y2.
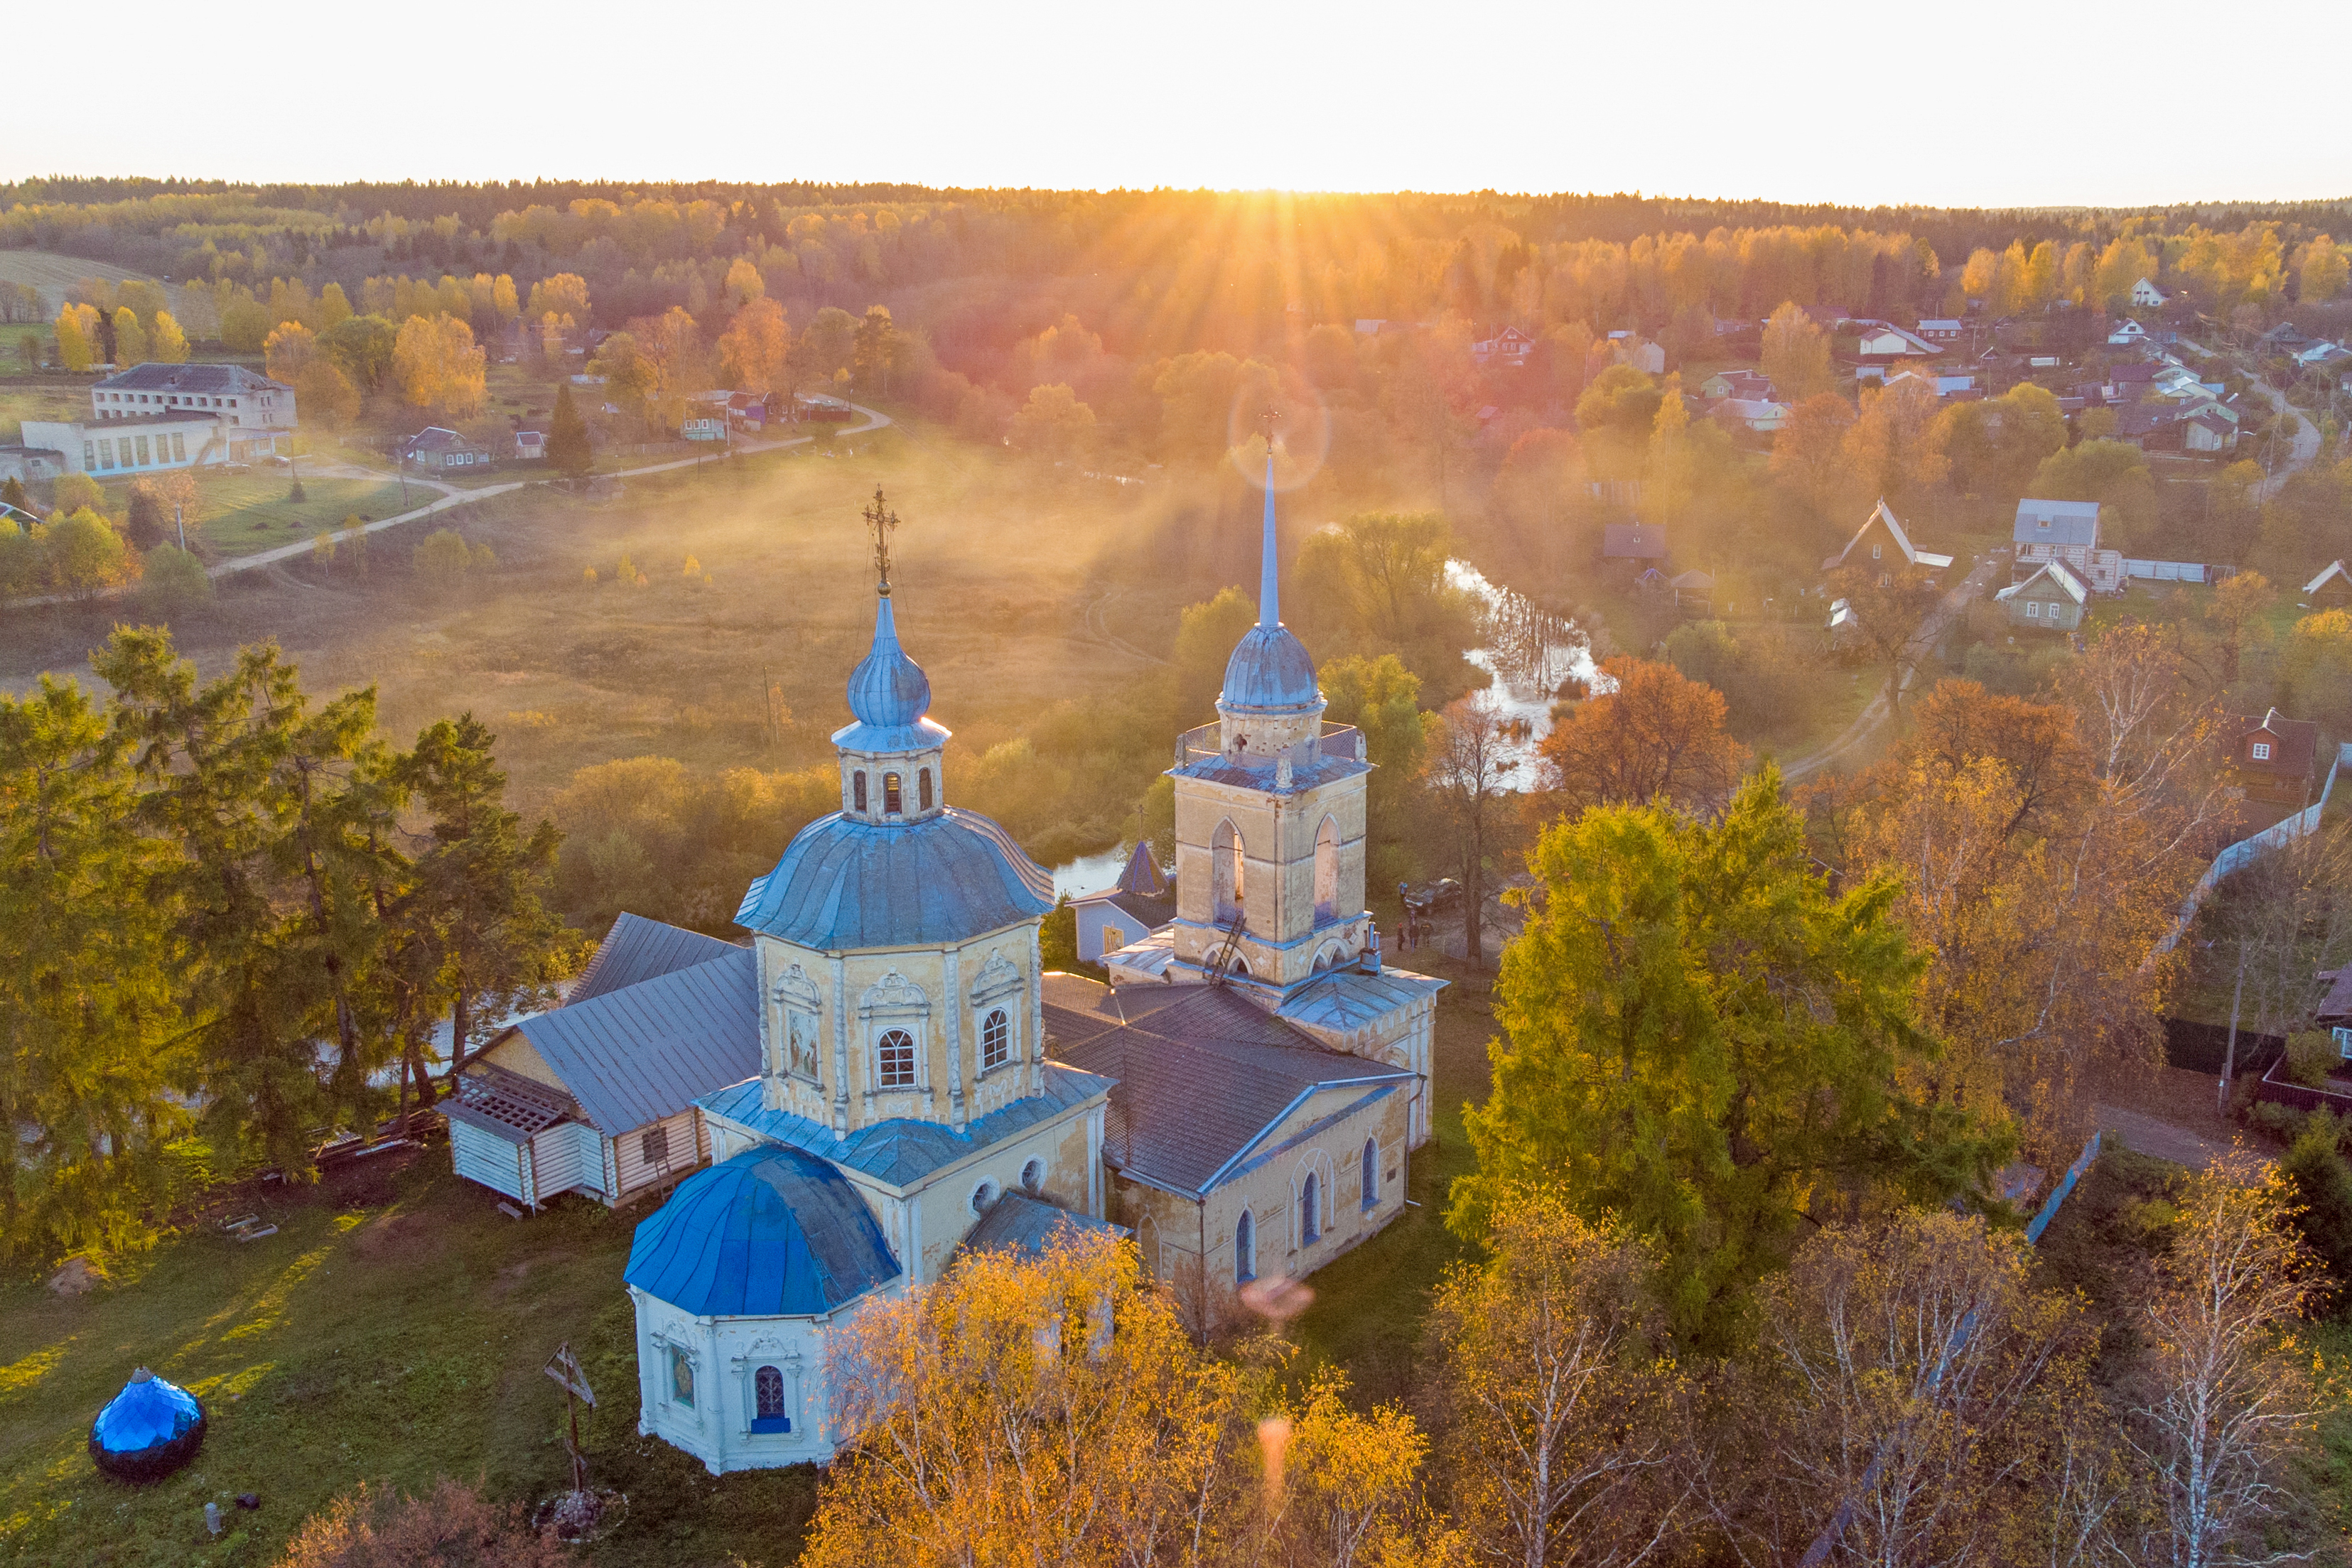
(546, 382, 593, 477)
(398, 713, 577, 1095)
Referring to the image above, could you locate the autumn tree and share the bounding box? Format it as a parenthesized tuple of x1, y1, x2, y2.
(2124, 1162, 2324, 1568)
(1842, 377, 1951, 512)
(53, 303, 95, 372)
(1645, 374, 1695, 524)
(522, 272, 589, 323)
(264, 320, 318, 384)
(319, 313, 399, 393)
(1457, 769, 2002, 1348)
(1534, 656, 1747, 819)
(1287, 511, 1481, 698)
(715, 294, 790, 392)
(804, 1231, 1252, 1568)
(1766, 393, 1855, 519)
(1321, 653, 1435, 882)
(1424, 1191, 1688, 1567)
(1825, 559, 1944, 713)
(1007, 382, 1096, 464)
(296, 359, 360, 427)
(112, 306, 147, 367)
(150, 310, 188, 363)
(2202, 569, 2277, 689)
(44, 509, 134, 598)
(1428, 697, 1514, 968)
(2031, 438, 2155, 550)
(797, 306, 859, 382)
(392, 314, 486, 414)
(1760, 302, 1833, 401)
(851, 303, 898, 393)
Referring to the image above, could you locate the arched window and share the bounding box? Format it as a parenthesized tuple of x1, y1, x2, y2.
(1361, 1137, 1379, 1207)
(1021, 1157, 1045, 1194)
(1300, 1172, 1320, 1245)
(981, 1008, 1010, 1071)
(1235, 1209, 1256, 1282)
(883, 771, 902, 813)
(877, 1029, 915, 1089)
(1314, 817, 1339, 923)
(1211, 819, 1245, 925)
(752, 1365, 791, 1433)
(918, 768, 934, 811)
(853, 771, 868, 813)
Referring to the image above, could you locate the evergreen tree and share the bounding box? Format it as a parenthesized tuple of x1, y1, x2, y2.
(397, 714, 576, 1093)
(125, 485, 168, 549)
(0, 475, 29, 516)
(95, 631, 406, 1176)
(1452, 767, 2005, 1350)
(0, 678, 184, 1262)
(546, 382, 593, 477)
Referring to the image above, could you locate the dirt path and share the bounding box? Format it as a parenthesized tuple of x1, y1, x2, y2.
(1783, 553, 2005, 782)
(2094, 1103, 2245, 1171)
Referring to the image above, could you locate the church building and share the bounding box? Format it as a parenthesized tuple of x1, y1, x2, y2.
(576, 478, 1439, 1474)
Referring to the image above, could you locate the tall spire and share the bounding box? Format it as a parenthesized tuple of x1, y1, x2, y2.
(1258, 455, 1280, 628)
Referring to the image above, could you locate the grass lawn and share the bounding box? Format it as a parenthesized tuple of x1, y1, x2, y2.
(95, 475, 415, 558)
(0, 1152, 818, 1568)
(1290, 952, 1496, 1406)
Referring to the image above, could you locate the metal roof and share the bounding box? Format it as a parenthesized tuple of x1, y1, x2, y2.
(446, 1064, 573, 1145)
(1042, 975, 1413, 1195)
(1277, 966, 1447, 1035)
(95, 363, 289, 394)
(1996, 560, 2087, 606)
(841, 594, 934, 737)
(1830, 499, 1953, 571)
(512, 947, 760, 1134)
(956, 1190, 1128, 1260)
(2013, 498, 2100, 548)
(571, 912, 743, 1004)
(625, 1145, 900, 1316)
(699, 1062, 1114, 1188)
(734, 807, 1053, 951)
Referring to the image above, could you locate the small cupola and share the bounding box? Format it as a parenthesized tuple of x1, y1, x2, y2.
(831, 488, 949, 825)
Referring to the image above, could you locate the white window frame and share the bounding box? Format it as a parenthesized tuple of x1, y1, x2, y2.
(2250, 741, 2272, 762)
(858, 970, 930, 1101)
(969, 951, 1025, 1081)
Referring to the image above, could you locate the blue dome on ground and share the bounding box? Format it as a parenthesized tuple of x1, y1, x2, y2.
(90, 1369, 206, 1483)
(1220, 624, 1320, 713)
(626, 1146, 901, 1317)
(736, 808, 1053, 949)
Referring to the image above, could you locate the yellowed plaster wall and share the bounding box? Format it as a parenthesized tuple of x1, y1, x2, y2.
(478, 1029, 564, 1091)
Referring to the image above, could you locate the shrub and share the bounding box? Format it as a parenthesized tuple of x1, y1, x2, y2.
(276, 1478, 570, 1568)
(2280, 1120, 2352, 1315)
(413, 528, 494, 586)
(52, 471, 103, 515)
(2286, 1030, 2341, 1089)
(141, 545, 212, 609)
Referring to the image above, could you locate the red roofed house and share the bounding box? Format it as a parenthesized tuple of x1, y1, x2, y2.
(2229, 709, 2320, 809)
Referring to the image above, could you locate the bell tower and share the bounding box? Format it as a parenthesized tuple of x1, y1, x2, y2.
(1165, 463, 1374, 997)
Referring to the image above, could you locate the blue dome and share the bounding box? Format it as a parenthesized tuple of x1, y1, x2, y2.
(1219, 624, 1320, 713)
(846, 596, 932, 731)
(736, 807, 1054, 950)
(626, 1146, 900, 1317)
(90, 1370, 206, 1483)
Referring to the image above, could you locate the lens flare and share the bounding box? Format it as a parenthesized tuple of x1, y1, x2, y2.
(1224, 384, 1330, 491)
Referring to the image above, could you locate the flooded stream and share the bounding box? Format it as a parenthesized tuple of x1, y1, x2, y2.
(1445, 560, 1598, 789)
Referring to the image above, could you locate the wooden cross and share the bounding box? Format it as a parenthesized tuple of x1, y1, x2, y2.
(863, 486, 900, 595)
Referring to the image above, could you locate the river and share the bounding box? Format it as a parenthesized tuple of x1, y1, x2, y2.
(1445, 559, 1597, 789)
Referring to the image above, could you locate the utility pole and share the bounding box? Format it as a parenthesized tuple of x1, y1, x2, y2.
(173, 504, 186, 551)
(2220, 940, 2248, 1114)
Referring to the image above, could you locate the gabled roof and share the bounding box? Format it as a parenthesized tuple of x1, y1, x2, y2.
(1079, 889, 1177, 930)
(2317, 966, 2352, 1027)
(401, 426, 488, 454)
(1829, 499, 1953, 571)
(698, 1061, 1114, 1189)
(2303, 560, 2351, 596)
(512, 947, 760, 1133)
(571, 912, 742, 1004)
(1042, 975, 1413, 1195)
(1602, 522, 1668, 559)
(2230, 708, 2319, 779)
(1995, 559, 2087, 605)
(2013, 497, 2100, 548)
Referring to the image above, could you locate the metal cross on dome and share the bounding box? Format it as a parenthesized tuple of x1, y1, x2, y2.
(863, 485, 900, 596)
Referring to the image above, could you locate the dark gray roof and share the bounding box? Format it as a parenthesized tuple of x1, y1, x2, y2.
(401, 426, 490, 455)
(735, 807, 1053, 951)
(95, 362, 290, 394)
(956, 1190, 1128, 1260)
(699, 1062, 1114, 1188)
(1042, 975, 1413, 1194)
(571, 912, 742, 1004)
(512, 947, 760, 1133)
(1603, 523, 1668, 559)
(1085, 890, 1175, 929)
(2319, 968, 2352, 1026)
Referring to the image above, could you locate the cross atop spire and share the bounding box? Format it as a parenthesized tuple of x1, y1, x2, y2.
(863, 485, 899, 598)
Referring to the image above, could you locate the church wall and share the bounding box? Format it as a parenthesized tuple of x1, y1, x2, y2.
(1170, 769, 1372, 985)
(1281, 989, 1440, 1149)
(1112, 1080, 1410, 1337)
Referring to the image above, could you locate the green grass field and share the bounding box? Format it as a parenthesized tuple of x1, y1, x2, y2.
(0, 1155, 817, 1568)
(93, 475, 414, 558)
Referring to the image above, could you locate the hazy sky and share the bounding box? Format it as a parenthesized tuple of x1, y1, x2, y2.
(14, 0, 2347, 208)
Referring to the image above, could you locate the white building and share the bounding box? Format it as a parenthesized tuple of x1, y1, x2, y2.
(23, 362, 298, 475)
(2130, 277, 2170, 308)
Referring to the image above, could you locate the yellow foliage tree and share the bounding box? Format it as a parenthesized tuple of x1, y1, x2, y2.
(524, 273, 590, 323)
(54, 303, 97, 372)
(392, 315, 486, 414)
(112, 307, 148, 367)
(1759, 303, 1831, 401)
(715, 296, 789, 392)
(149, 310, 189, 363)
(264, 320, 318, 384)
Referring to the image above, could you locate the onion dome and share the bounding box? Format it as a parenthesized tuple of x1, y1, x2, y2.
(1219, 461, 1322, 715)
(89, 1368, 207, 1483)
(736, 808, 1053, 948)
(835, 594, 950, 754)
(625, 1147, 901, 1316)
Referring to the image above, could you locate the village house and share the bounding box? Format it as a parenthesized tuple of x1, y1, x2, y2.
(1698, 368, 1774, 401)
(2228, 708, 2320, 809)
(0, 443, 68, 485)
(2316, 966, 2352, 1058)
(400, 426, 494, 470)
(1822, 497, 1953, 578)
(22, 362, 301, 477)
(1850, 320, 1941, 358)
(2131, 277, 2171, 308)
(1602, 521, 1670, 565)
(2108, 319, 2149, 347)
(1070, 841, 1175, 964)
(1711, 396, 1789, 432)
(513, 429, 546, 460)
(1916, 318, 1963, 342)
(2011, 497, 2123, 592)
(1469, 325, 1536, 367)
(2305, 560, 2352, 608)
(1995, 559, 2087, 630)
